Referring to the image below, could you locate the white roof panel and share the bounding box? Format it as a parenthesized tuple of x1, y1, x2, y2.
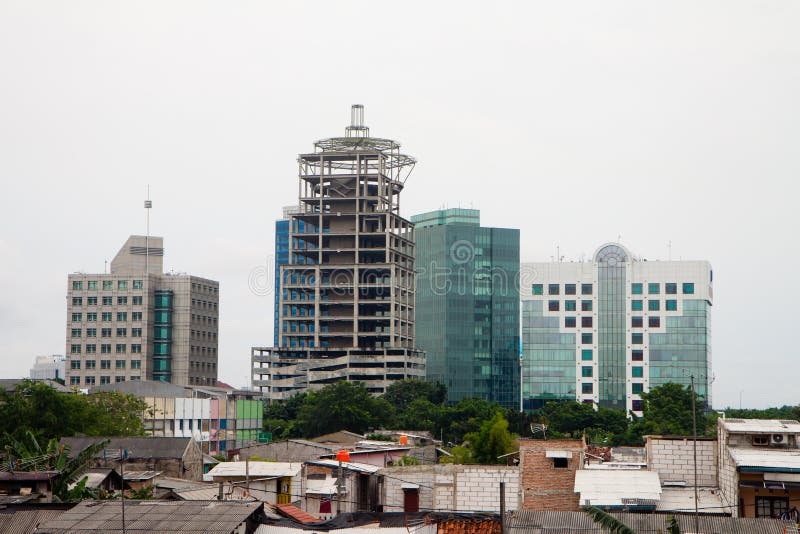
(207, 461, 302, 479)
(575, 470, 661, 507)
(728, 446, 800, 471)
(656, 487, 729, 514)
(720, 419, 800, 434)
(546, 450, 573, 459)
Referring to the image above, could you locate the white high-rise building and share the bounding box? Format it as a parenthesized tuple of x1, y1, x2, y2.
(521, 243, 712, 414)
(30, 355, 66, 381)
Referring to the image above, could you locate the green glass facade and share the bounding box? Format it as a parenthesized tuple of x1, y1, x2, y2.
(413, 209, 520, 408)
(596, 245, 627, 409)
(152, 290, 173, 382)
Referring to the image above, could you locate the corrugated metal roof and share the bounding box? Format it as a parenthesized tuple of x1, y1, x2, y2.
(60, 437, 192, 460)
(33, 500, 261, 533)
(0, 472, 59, 481)
(306, 460, 380, 473)
(256, 525, 437, 534)
(509, 510, 788, 534)
(728, 446, 800, 471)
(656, 487, 729, 514)
(275, 504, 322, 524)
(0, 507, 69, 534)
(123, 470, 160, 481)
(720, 418, 800, 434)
(574, 470, 661, 507)
(207, 461, 301, 479)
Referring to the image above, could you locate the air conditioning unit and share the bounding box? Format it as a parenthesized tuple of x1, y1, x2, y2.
(771, 434, 788, 445)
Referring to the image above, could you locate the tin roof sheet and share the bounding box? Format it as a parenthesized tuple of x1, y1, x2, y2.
(728, 446, 800, 471)
(305, 459, 380, 473)
(207, 461, 302, 479)
(574, 469, 661, 507)
(720, 419, 800, 434)
(656, 486, 729, 514)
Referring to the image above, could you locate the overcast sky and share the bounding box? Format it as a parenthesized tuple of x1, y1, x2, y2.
(1, 1, 797, 409)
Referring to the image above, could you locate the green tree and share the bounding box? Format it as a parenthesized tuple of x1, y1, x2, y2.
(445, 398, 502, 445)
(296, 382, 394, 437)
(581, 506, 636, 534)
(464, 412, 516, 464)
(84, 392, 148, 436)
(630, 383, 707, 441)
(383, 379, 446, 412)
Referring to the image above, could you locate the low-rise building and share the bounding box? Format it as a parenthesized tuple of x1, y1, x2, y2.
(718, 418, 800, 518)
(519, 438, 585, 511)
(90, 379, 264, 455)
(61, 436, 204, 481)
(0, 472, 60, 503)
(645, 435, 718, 487)
(205, 461, 302, 505)
(377, 464, 519, 514)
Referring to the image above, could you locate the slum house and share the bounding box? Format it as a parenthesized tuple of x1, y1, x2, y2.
(377, 464, 519, 514)
(0, 472, 60, 503)
(60, 436, 204, 481)
(238, 440, 339, 463)
(68, 468, 123, 494)
(33, 500, 266, 534)
(205, 461, 302, 504)
(718, 418, 800, 519)
(303, 460, 381, 517)
(519, 438, 585, 511)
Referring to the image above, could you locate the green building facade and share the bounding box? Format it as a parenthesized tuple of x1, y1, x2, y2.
(412, 209, 520, 408)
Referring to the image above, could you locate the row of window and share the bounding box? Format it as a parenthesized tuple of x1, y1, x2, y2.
(71, 327, 143, 338)
(72, 280, 144, 291)
(580, 366, 645, 378)
(71, 312, 142, 322)
(71, 296, 144, 306)
(70, 375, 139, 385)
(533, 283, 593, 296)
(579, 382, 645, 394)
(534, 282, 696, 296)
(192, 314, 218, 326)
(191, 299, 218, 312)
(191, 346, 218, 356)
(191, 282, 218, 295)
(580, 349, 644, 361)
(546, 299, 679, 313)
(70, 359, 142, 369)
(191, 330, 218, 341)
(70, 344, 142, 354)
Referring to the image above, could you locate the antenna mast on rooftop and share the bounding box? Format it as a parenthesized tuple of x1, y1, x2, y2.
(145, 185, 152, 274)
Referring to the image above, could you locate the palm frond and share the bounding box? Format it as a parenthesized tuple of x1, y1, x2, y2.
(581, 505, 637, 534)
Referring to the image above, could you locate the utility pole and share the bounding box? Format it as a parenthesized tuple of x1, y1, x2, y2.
(119, 449, 127, 534)
(691, 375, 699, 534)
(499, 482, 506, 534)
(245, 458, 250, 494)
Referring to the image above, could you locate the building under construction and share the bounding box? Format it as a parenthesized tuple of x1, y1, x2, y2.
(252, 106, 425, 400)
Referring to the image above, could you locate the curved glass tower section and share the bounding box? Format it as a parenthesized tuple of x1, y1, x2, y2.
(152, 289, 173, 382)
(596, 245, 627, 409)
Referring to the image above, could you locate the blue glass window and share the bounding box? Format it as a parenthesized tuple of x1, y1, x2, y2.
(581, 349, 593, 361)
(632, 366, 644, 378)
(683, 283, 695, 294)
(581, 366, 593, 378)
(632, 300, 643, 311)
(648, 283, 660, 295)
(648, 300, 660, 311)
(632, 283, 643, 295)
(666, 300, 678, 311)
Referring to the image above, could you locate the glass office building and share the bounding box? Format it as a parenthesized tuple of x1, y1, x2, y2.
(412, 208, 520, 408)
(521, 242, 712, 414)
(274, 207, 302, 346)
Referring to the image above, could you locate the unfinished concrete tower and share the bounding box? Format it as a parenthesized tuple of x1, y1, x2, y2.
(252, 105, 425, 400)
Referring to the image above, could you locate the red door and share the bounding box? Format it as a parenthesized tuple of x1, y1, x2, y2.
(403, 489, 419, 513)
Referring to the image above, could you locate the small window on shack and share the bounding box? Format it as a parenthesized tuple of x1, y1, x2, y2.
(553, 457, 568, 468)
(752, 435, 769, 446)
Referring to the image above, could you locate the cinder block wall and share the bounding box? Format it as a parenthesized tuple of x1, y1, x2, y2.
(645, 437, 717, 487)
(519, 438, 584, 511)
(379, 465, 519, 513)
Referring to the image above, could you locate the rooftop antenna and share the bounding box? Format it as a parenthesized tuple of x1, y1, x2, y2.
(144, 186, 152, 274)
(345, 104, 368, 138)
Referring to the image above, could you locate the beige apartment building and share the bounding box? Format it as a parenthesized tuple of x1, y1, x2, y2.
(65, 235, 219, 388)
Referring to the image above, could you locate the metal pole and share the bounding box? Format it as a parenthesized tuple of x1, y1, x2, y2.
(691, 375, 699, 534)
(120, 452, 126, 534)
(499, 482, 506, 534)
(336, 460, 343, 515)
(245, 458, 250, 493)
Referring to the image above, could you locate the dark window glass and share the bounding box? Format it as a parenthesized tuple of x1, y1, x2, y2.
(632, 400, 644, 411)
(666, 299, 678, 311)
(581, 366, 593, 378)
(632, 316, 643, 328)
(683, 283, 695, 294)
(581, 349, 592, 361)
(581, 300, 592, 311)
(582, 383, 593, 394)
(548, 284, 560, 295)
(548, 300, 559, 312)
(632, 366, 644, 378)
(632, 333, 644, 344)
(532, 284, 543, 295)
(581, 283, 592, 295)
(632, 383, 644, 394)
(565, 284, 576, 295)
(632, 300, 643, 311)
(565, 300, 576, 311)
(649, 316, 660, 328)
(648, 300, 660, 311)
(581, 333, 593, 344)
(665, 283, 677, 294)
(581, 316, 592, 328)
(565, 317, 576, 328)
(648, 283, 660, 295)
(631, 283, 643, 295)
(632, 350, 644, 361)
(553, 458, 568, 468)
